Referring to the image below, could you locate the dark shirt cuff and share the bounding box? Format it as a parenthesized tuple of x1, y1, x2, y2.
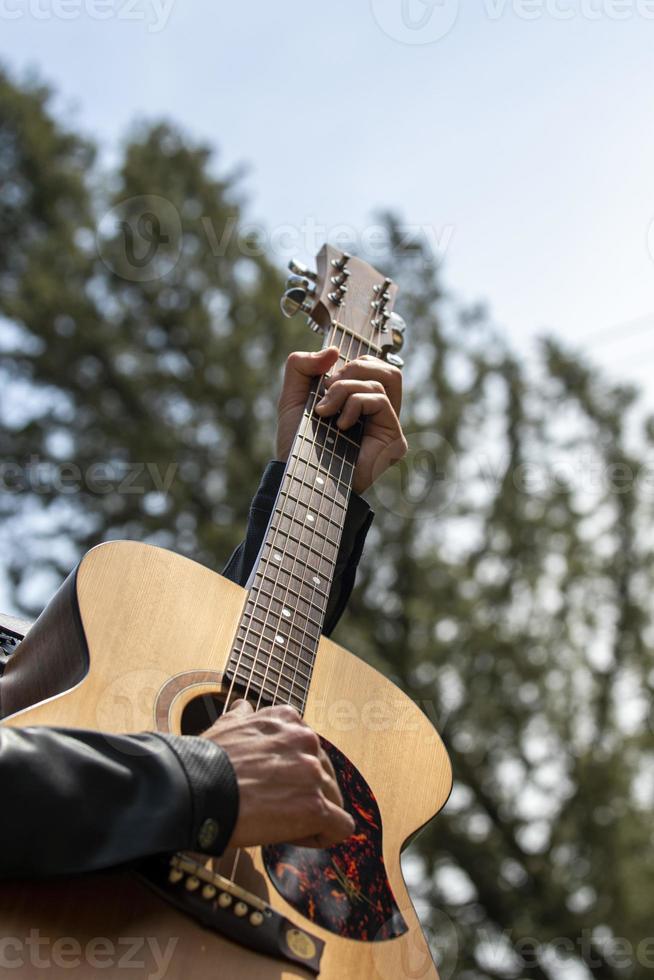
(154, 734, 239, 857)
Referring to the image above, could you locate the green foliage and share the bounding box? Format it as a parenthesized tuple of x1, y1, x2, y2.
(1, 67, 653, 979)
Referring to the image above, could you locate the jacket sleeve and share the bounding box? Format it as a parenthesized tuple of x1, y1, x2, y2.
(222, 460, 374, 636)
(0, 726, 238, 878)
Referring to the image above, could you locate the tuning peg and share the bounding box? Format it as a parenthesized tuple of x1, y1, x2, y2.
(288, 258, 317, 282)
(384, 352, 404, 369)
(286, 274, 315, 294)
(281, 286, 313, 319)
(388, 312, 406, 351)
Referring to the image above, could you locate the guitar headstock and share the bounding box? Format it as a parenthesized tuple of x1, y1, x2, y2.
(281, 244, 405, 366)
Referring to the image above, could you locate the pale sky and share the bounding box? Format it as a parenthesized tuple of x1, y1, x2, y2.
(2, 0, 654, 378)
(3, 0, 654, 613)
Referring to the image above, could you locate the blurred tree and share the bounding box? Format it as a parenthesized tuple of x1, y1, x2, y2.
(1, 67, 653, 979)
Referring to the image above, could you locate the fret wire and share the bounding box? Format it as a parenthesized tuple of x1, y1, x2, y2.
(237, 617, 319, 665)
(251, 583, 326, 632)
(292, 423, 359, 465)
(270, 519, 341, 552)
(260, 543, 336, 582)
(229, 660, 307, 698)
(277, 489, 348, 530)
(232, 644, 313, 686)
(230, 673, 303, 707)
(279, 477, 350, 513)
(290, 434, 357, 485)
(228, 674, 305, 710)
(302, 412, 362, 450)
(288, 455, 354, 495)
(241, 604, 321, 645)
(266, 524, 339, 560)
(234, 642, 315, 680)
(232, 647, 315, 687)
(255, 567, 330, 607)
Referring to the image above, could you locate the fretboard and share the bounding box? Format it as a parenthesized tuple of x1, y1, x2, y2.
(226, 341, 369, 712)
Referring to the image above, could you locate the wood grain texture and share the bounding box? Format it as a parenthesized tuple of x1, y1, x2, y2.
(0, 541, 452, 979)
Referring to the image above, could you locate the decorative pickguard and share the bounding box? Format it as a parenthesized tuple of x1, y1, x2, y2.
(263, 737, 408, 942)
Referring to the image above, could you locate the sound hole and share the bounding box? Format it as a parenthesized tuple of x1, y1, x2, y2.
(180, 693, 227, 735)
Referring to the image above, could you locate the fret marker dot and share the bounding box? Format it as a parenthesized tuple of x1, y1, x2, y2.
(273, 552, 282, 562)
(275, 635, 285, 646)
(313, 576, 321, 586)
(282, 608, 291, 618)
(316, 477, 324, 485)
(326, 436, 334, 444)
(307, 513, 315, 523)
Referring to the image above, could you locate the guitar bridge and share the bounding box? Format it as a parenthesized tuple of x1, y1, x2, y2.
(140, 853, 324, 975)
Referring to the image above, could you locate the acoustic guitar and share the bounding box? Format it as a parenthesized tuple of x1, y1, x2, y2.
(0, 245, 452, 979)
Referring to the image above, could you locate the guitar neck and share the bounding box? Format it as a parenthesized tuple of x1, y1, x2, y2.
(225, 342, 367, 712)
(224, 240, 404, 713)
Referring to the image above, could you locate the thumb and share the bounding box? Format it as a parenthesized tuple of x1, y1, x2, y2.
(280, 347, 340, 409)
(228, 698, 254, 715)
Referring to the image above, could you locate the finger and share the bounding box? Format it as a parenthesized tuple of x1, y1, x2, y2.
(289, 802, 355, 850)
(314, 800, 356, 847)
(324, 357, 402, 414)
(228, 699, 254, 715)
(318, 746, 339, 789)
(318, 754, 344, 809)
(280, 347, 340, 409)
(316, 379, 385, 417)
(325, 390, 401, 433)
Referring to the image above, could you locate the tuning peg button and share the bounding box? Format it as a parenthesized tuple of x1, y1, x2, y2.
(384, 352, 404, 368)
(388, 312, 406, 351)
(281, 287, 313, 318)
(287, 274, 315, 293)
(288, 259, 317, 282)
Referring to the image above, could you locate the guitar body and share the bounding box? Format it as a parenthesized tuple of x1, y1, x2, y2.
(0, 540, 452, 979)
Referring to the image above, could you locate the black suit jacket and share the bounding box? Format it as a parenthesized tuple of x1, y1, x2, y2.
(0, 462, 373, 877)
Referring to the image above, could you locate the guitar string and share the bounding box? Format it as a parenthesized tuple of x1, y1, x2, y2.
(271, 327, 363, 710)
(233, 286, 383, 711)
(218, 315, 342, 718)
(260, 273, 389, 708)
(228, 284, 371, 712)
(288, 291, 386, 712)
(224, 317, 366, 885)
(246, 314, 350, 710)
(222, 316, 346, 883)
(249, 306, 375, 712)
